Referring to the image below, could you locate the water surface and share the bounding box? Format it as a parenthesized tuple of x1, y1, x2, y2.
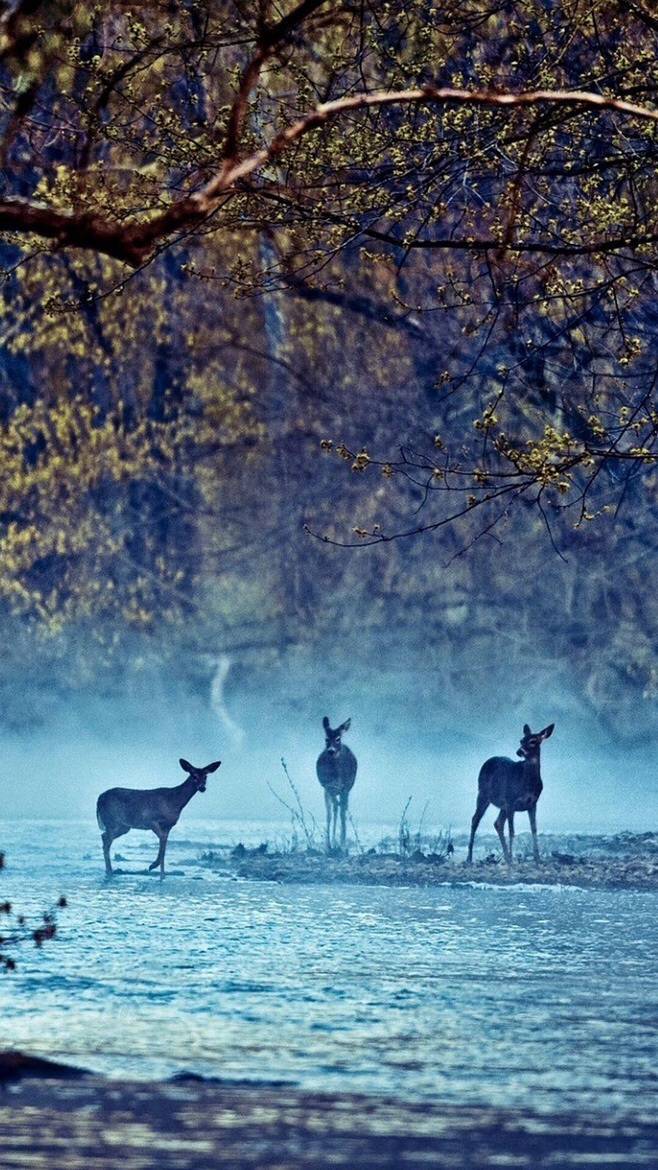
(2, 818, 657, 1117)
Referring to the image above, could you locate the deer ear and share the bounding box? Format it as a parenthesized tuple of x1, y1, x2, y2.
(179, 758, 193, 773)
(206, 761, 221, 773)
(340, 718, 351, 733)
(523, 724, 531, 737)
(322, 716, 330, 732)
(541, 724, 555, 739)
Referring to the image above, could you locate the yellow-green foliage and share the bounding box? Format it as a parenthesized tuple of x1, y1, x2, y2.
(0, 0, 656, 698)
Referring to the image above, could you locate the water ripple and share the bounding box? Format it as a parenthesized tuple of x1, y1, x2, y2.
(1, 819, 658, 1117)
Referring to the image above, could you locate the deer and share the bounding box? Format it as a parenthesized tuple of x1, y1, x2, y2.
(316, 716, 357, 852)
(466, 723, 554, 866)
(96, 758, 221, 879)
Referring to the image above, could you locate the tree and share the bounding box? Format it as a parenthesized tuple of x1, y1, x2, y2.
(0, 3, 656, 738)
(0, 1, 655, 550)
(0, 4, 656, 263)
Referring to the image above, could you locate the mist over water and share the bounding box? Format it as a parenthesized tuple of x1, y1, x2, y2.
(2, 664, 657, 833)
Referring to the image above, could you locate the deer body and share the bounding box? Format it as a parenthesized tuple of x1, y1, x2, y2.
(96, 758, 220, 878)
(316, 717, 357, 851)
(466, 724, 554, 865)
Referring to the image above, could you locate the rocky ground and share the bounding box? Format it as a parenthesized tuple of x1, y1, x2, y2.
(195, 832, 658, 891)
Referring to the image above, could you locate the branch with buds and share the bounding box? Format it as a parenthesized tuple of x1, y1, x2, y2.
(0, 83, 656, 266)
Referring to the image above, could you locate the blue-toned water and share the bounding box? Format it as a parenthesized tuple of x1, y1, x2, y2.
(2, 818, 658, 1118)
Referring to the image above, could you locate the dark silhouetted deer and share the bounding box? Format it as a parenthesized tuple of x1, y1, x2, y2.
(316, 717, 357, 851)
(466, 723, 554, 865)
(96, 758, 221, 878)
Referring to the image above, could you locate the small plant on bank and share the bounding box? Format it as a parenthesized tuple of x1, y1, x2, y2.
(266, 759, 321, 851)
(381, 803, 454, 862)
(398, 796, 413, 857)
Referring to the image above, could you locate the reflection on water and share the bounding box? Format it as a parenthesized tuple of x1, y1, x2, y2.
(2, 819, 658, 1116)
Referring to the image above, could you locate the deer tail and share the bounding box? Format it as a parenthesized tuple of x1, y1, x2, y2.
(96, 799, 106, 833)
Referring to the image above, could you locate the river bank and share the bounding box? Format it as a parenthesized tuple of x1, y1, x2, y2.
(201, 831, 658, 891)
(2, 1061, 657, 1169)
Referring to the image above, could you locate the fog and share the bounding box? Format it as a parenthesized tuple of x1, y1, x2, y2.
(2, 666, 656, 835)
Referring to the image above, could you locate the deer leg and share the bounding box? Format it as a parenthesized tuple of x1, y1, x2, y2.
(159, 831, 169, 880)
(332, 797, 339, 850)
(324, 790, 332, 852)
(149, 827, 169, 877)
(102, 831, 114, 876)
(494, 809, 510, 864)
(339, 793, 348, 850)
(528, 805, 541, 864)
(467, 796, 489, 863)
(148, 833, 162, 871)
(102, 825, 130, 875)
(507, 812, 515, 864)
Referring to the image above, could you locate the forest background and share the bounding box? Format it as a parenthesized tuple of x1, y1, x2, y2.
(0, 1, 656, 824)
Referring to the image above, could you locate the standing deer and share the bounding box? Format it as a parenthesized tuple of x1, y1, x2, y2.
(466, 723, 554, 865)
(96, 758, 221, 878)
(316, 716, 357, 851)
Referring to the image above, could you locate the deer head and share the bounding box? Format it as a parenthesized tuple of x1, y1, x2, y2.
(179, 758, 221, 791)
(516, 723, 554, 760)
(322, 716, 351, 756)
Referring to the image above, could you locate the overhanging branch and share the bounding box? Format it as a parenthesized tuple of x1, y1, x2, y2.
(2, 85, 657, 266)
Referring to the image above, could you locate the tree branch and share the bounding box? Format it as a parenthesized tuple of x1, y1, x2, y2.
(221, 0, 331, 165)
(2, 84, 657, 266)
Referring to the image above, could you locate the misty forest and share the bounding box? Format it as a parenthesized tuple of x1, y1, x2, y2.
(2, 3, 658, 1168)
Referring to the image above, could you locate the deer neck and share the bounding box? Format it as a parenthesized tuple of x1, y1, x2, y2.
(173, 777, 199, 812)
(521, 752, 541, 782)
